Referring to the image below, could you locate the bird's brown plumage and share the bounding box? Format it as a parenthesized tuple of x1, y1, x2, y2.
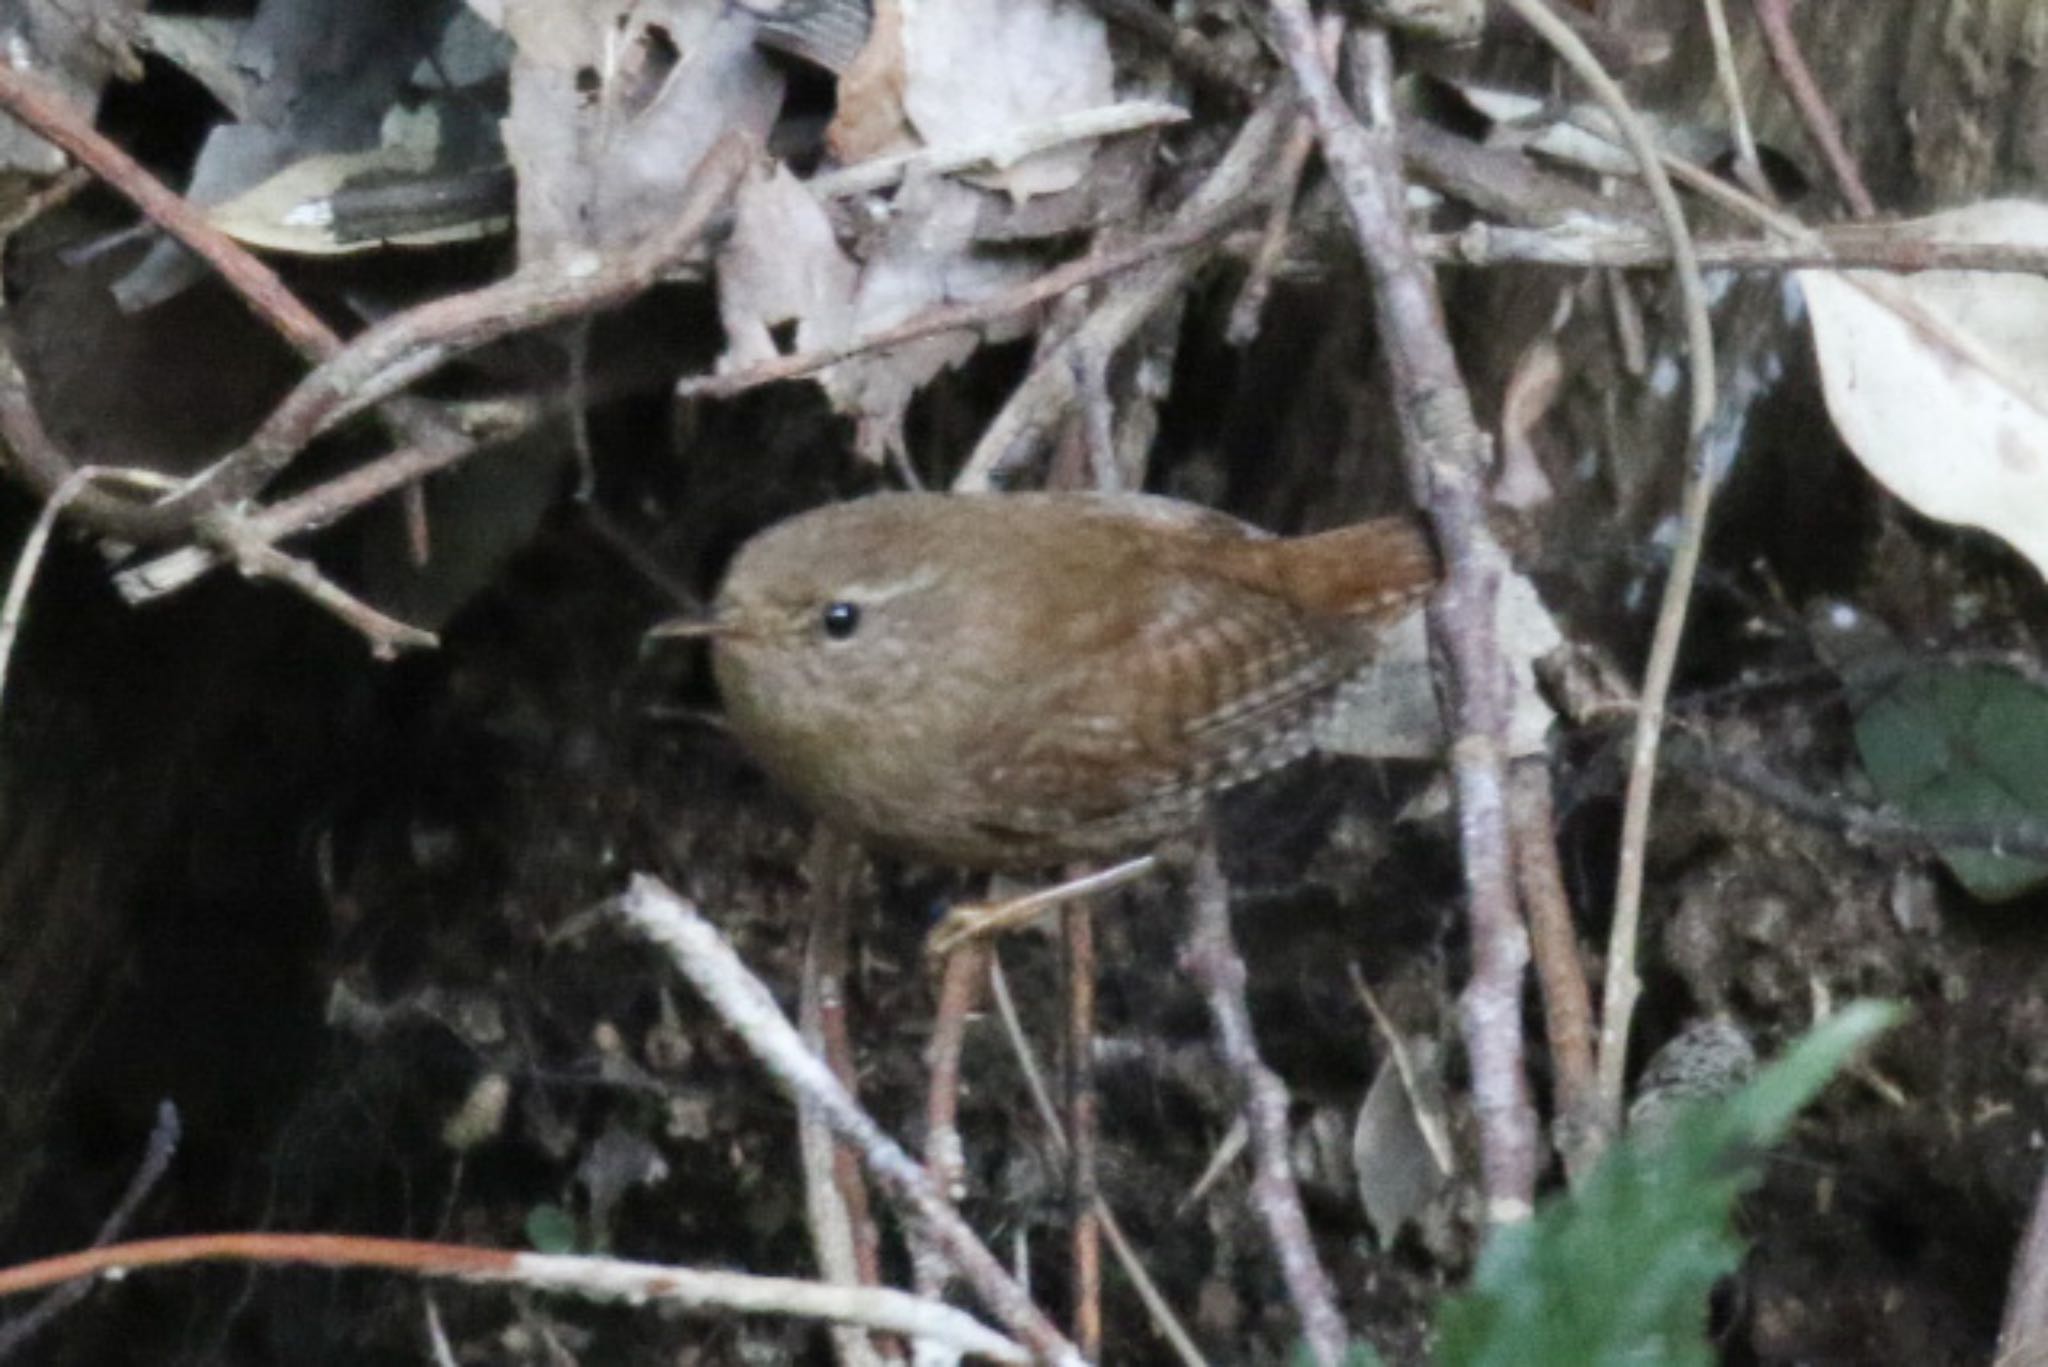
(693, 492, 1437, 869)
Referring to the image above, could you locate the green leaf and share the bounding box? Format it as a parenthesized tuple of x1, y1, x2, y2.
(1434, 1002, 1901, 1367)
(523, 1201, 580, 1254)
(1854, 664, 2048, 901)
(1290, 1341, 1385, 1367)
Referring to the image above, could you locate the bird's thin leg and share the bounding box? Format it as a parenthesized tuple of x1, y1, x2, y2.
(927, 854, 1159, 956)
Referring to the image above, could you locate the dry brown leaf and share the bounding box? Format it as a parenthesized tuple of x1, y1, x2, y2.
(826, 0, 914, 166)
(1495, 333, 1562, 509)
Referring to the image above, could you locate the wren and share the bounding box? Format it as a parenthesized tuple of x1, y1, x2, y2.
(654, 492, 1438, 872)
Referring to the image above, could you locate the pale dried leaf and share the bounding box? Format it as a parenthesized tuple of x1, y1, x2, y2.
(1496, 335, 1561, 509)
(716, 164, 860, 371)
(1320, 559, 1562, 759)
(207, 104, 503, 255)
(820, 177, 1036, 462)
(491, 0, 782, 262)
(1353, 1036, 1451, 1248)
(899, 0, 1115, 202)
(1799, 200, 2048, 582)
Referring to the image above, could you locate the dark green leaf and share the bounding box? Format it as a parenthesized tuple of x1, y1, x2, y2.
(523, 1201, 580, 1254)
(1434, 1002, 1900, 1367)
(1855, 664, 2048, 900)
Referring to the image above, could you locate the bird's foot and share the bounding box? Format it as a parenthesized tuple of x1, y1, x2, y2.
(926, 854, 1160, 958)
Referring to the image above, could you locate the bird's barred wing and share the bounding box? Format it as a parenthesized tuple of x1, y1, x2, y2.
(965, 574, 1369, 846)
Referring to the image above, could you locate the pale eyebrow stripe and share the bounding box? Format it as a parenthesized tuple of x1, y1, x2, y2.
(835, 565, 943, 605)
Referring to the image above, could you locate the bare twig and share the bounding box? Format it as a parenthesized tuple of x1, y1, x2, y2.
(184, 138, 751, 517)
(1492, 0, 1721, 1154)
(913, 935, 986, 1315)
(615, 876, 1086, 1366)
(0, 1232, 1027, 1362)
(955, 91, 1296, 491)
(1064, 904, 1102, 1361)
(986, 958, 1211, 1367)
(1225, 16, 1337, 347)
(1488, 0, 1673, 70)
(0, 165, 91, 239)
(682, 196, 1264, 406)
(1752, 0, 1877, 218)
(0, 466, 176, 722)
(1413, 220, 2048, 273)
(1701, 0, 1770, 199)
(202, 509, 438, 657)
(1667, 735, 2048, 863)
(1506, 760, 1601, 1185)
(115, 401, 550, 602)
(925, 941, 989, 1207)
(798, 834, 891, 1367)
(0, 336, 440, 650)
(1180, 844, 1347, 1365)
(1266, 3, 1537, 1217)
(0, 56, 487, 552)
(811, 100, 1189, 200)
(1345, 967, 1455, 1179)
(0, 1101, 180, 1363)
(1224, 17, 1338, 349)
(0, 60, 332, 357)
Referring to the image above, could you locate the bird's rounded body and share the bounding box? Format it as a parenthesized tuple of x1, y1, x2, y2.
(694, 492, 1436, 870)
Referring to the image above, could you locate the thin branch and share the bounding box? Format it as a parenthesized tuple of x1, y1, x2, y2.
(1494, 0, 1721, 1153)
(1180, 844, 1347, 1365)
(0, 60, 334, 356)
(1701, 0, 1770, 199)
(615, 876, 1086, 1366)
(183, 137, 752, 517)
(1266, 2, 1538, 1217)
(1752, 0, 1877, 218)
(1344, 967, 1455, 1178)
(798, 833, 891, 1367)
(0, 56, 486, 550)
(0, 1101, 180, 1363)
(1223, 109, 1315, 347)
(1507, 760, 1601, 1186)
(0, 466, 176, 721)
(914, 937, 986, 1310)
(0, 1233, 1027, 1362)
(681, 196, 1264, 405)
(925, 943, 988, 1208)
(1064, 904, 1102, 1361)
(1224, 16, 1338, 348)
(202, 509, 438, 657)
(116, 399, 553, 603)
(1412, 220, 2048, 273)
(1667, 736, 2048, 863)
(955, 90, 1297, 491)
(987, 956, 1211, 1367)
(811, 100, 1189, 200)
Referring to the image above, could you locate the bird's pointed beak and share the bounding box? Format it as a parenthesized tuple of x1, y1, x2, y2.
(645, 614, 732, 641)
(643, 611, 748, 658)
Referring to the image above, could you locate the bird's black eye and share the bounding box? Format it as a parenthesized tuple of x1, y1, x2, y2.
(821, 601, 861, 640)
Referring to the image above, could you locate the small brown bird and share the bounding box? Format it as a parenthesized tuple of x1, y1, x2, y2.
(654, 492, 1438, 874)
